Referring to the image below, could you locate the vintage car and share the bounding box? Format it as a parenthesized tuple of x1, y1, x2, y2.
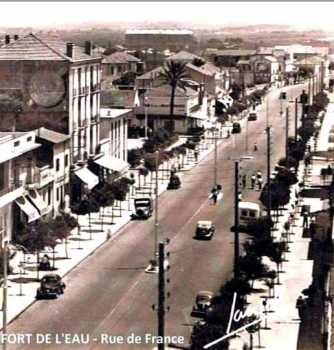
(36, 274, 66, 299)
(167, 174, 181, 190)
(248, 112, 257, 121)
(232, 122, 241, 134)
(195, 221, 215, 240)
(132, 198, 153, 219)
(191, 291, 214, 317)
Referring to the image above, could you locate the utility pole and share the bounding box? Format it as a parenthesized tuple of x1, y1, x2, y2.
(234, 160, 240, 280)
(285, 107, 289, 161)
(245, 118, 249, 153)
(214, 135, 218, 188)
(294, 98, 298, 142)
(154, 151, 159, 264)
(144, 95, 148, 139)
(308, 75, 312, 105)
(266, 126, 272, 231)
(158, 242, 165, 350)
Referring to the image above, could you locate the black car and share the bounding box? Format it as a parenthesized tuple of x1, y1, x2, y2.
(132, 198, 153, 219)
(232, 122, 241, 134)
(195, 221, 215, 240)
(36, 274, 66, 299)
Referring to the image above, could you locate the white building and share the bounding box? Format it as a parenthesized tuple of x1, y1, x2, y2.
(0, 131, 41, 243)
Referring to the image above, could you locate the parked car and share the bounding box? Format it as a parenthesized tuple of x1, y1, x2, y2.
(248, 112, 257, 121)
(132, 198, 153, 219)
(36, 274, 66, 299)
(191, 291, 214, 317)
(167, 174, 181, 190)
(232, 122, 241, 134)
(195, 221, 215, 240)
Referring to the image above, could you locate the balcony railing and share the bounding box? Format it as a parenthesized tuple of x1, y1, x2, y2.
(34, 166, 54, 188)
(0, 180, 23, 197)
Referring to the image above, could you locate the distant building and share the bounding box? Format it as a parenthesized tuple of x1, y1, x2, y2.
(102, 51, 143, 83)
(125, 29, 194, 51)
(212, 49, 257, 67)
(166, 50, 203, 64)
(134, 84, 208, 133)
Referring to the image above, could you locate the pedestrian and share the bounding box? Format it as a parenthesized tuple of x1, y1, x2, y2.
(257, 177, 263, 191)
(301, 206, 309, 228)
(309, 217, 316, 240)
(238, 191, 242, 202)
(210, 187, 218, 205)
(242, 174, 247, 189)
(256, 170, 262, 180)
(251, 174, 256, 189)
(194, 150, 199, 163)
(253, 142, 258, 151)
(296, 295, 306, 319)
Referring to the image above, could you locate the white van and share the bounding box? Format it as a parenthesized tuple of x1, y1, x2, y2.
(239, 201, 261, 226)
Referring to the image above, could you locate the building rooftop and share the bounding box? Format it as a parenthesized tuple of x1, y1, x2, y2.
(35, 127, 70, 144)
(0, 33, 101, 62)
(102, 51, 141, 64)
(126, 29, 193, 35)
(167, 50, 202, 62)
(136, 66, 164, 80)
(0, 131, 40, 164)
(215, 49, 257, 57)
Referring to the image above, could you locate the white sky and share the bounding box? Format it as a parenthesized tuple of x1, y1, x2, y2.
(1, 1, 334, 30)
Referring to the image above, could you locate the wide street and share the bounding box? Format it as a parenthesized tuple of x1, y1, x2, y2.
(6, 84, 306, 350)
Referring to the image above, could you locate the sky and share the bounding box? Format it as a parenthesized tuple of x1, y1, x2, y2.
(1, 1, 334, 30)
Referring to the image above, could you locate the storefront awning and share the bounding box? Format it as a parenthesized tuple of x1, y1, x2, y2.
(28, 189, 49, 216)
(15, 196, 41, 223)
(75, 167, 99, 190)
(94, 156, 130, 173)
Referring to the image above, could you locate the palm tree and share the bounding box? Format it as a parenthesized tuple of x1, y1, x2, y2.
(160, 60, 189, 131)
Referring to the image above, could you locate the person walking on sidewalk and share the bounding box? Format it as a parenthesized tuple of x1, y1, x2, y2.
(251, 174, 256, 189)
(301, 206, 309, 228)
(257, 177, 263, 191)
(194, 150, 199, 163)
(242, 174, 247, 189)
(296, 295, 306, 319)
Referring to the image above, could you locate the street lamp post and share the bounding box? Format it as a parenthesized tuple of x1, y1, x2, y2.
(144, 95, 148, 139)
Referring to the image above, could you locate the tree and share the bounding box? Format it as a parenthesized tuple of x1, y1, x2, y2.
(260, 181, 290, 211)
(239, 253, 269, 288)
(127, 149, 143, 168)
(160, 60, 189, 130)
(229, 83, 242, 100)
(18, 220, 57, 280)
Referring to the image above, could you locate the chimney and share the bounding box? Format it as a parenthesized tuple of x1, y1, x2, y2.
(14, 34, 19, 41)
(5, 35, 10, 45)
(66, 43, 74, 58)
(84, 41, 92, 56)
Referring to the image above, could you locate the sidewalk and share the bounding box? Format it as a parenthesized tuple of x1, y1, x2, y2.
(1, 130, 225, 329)
(234, 164, 314, 350)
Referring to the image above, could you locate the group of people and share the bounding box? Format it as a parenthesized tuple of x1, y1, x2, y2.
(241, 171, 263, 191)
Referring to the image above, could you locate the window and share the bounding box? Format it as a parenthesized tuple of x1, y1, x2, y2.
(14, 140, 20, 147)
(56, 188, 60, 201)
(241, 210, 248, 217)
(249, 211, 256, 218)
(56, 158, 60, 171)
(27, 136, 32, 142)
(65, 154, 69, 167)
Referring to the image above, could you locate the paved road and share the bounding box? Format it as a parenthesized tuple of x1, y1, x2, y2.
(6, 84, 306, 350)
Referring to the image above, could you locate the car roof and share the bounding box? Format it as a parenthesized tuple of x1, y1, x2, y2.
(197, 220, 212, 228)
(197, 291, 214, 297)
(43, 274, 60, 279)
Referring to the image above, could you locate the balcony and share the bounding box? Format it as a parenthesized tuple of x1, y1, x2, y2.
(34, 166, 55, 188)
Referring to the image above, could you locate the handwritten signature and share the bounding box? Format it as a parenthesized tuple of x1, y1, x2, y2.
(204, 292, 263, 349)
